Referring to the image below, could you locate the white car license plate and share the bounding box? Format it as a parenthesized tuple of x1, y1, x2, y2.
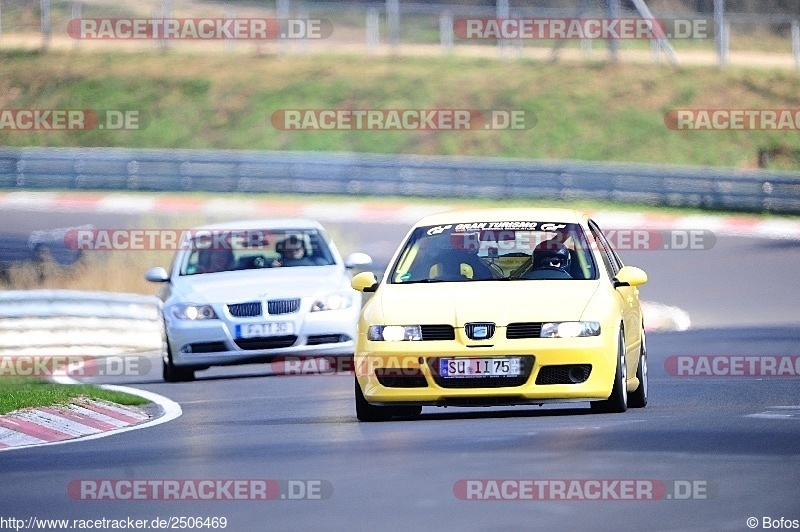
(235, 322, 294, 339)
(439, 357, 521, 378)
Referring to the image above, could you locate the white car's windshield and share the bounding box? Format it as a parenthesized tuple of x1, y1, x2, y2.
(179, 228, 335, 275)
(389, 221, 597, 283)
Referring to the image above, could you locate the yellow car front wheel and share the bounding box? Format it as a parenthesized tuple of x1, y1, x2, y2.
(354, 377, 422, 422)
(590, 331, 628, 414)
(628, 328, 648, 408)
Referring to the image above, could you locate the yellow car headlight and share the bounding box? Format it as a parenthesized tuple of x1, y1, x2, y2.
(540, 321, 600, 338)
(368, 325, 423, 341)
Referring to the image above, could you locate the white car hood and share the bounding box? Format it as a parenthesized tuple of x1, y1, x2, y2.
(170, 266, 348, 304)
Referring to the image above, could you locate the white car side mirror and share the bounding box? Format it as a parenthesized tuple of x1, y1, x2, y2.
(345, 252, 373, 269)
(145, 266, 170, 283)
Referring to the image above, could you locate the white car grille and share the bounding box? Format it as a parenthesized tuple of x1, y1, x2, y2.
(267, 298, 301, 315)
(227, 301, 262, 317)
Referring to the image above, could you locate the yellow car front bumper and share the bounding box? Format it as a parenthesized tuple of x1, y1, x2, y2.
(355, 331, 618, 406)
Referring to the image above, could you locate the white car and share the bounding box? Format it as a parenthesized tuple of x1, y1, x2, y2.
(146, 219, 372, 382)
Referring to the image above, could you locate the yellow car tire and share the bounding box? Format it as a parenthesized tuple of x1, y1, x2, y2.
(355, 377, 422, 422)
(628, 328, 648, 408)
(590, 331, 628, 414)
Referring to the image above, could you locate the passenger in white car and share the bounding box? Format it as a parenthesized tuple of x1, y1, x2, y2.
(196, 248, 236, 273)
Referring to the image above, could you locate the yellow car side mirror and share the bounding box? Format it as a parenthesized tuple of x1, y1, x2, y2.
(614, 266, 648, 288)
(352, 271, 379, 293)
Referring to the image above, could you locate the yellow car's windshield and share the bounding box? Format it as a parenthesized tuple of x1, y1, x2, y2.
(390, 221, 597, 283)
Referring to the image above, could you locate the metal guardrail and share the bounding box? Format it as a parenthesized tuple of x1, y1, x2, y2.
(1, 147, 799, 214)
(0, 290, 160, 319)
(0, 290, 163, 354)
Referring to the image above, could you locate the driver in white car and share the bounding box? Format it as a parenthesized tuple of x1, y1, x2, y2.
(272, 235, 316, 267)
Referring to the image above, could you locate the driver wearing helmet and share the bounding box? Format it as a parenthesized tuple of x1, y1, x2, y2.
(522, 238, 573, 279)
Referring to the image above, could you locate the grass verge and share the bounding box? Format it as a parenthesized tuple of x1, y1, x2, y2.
(0, 51, 799, 169)
(0, 377, 148, 415)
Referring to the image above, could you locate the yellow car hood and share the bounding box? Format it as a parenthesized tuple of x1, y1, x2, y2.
(376, 280, 601, 326)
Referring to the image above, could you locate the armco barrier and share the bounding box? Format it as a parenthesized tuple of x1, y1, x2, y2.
(1, 147, 799, 213)
(0, 290, 163, 356)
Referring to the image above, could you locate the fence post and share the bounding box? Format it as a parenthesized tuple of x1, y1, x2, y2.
(606, 0, 620, 63)
(151, 8, 159, 50)
(277, 0, 290, 55)
(723, 20, 730, 66)
(386, 0, 399, 50)
(496, 0, 509, 59)
(297, 7, 309, 54)
(164, 0, 173, 50)
(225, 8, 235, 52)
(580, 10, 592, 59)
(366, 8, 379, 53)
(40, 0, 51, 51)
(439, 10, 452, 54)
(581, 37, 592, 58)
(792, 20, 799, 70)
(71, 2, 81, 50)
(155, 0, 173, 52)
(578, 0, 590, 57)
(651, 38, 660, 63)
(510, 9, 523, 56)
(714, 0, 725, 67)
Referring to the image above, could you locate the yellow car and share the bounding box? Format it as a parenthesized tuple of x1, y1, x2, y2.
(351, 208, 648, 421)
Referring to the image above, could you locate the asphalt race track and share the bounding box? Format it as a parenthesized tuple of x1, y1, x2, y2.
(1, 206, 799, 531)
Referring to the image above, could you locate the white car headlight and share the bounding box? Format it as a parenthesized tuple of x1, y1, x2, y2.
(311, 293, 353, 312)
(540, 321, 601, 338)
(173, 304, 218, 320)
(367, 325, 422, 341)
